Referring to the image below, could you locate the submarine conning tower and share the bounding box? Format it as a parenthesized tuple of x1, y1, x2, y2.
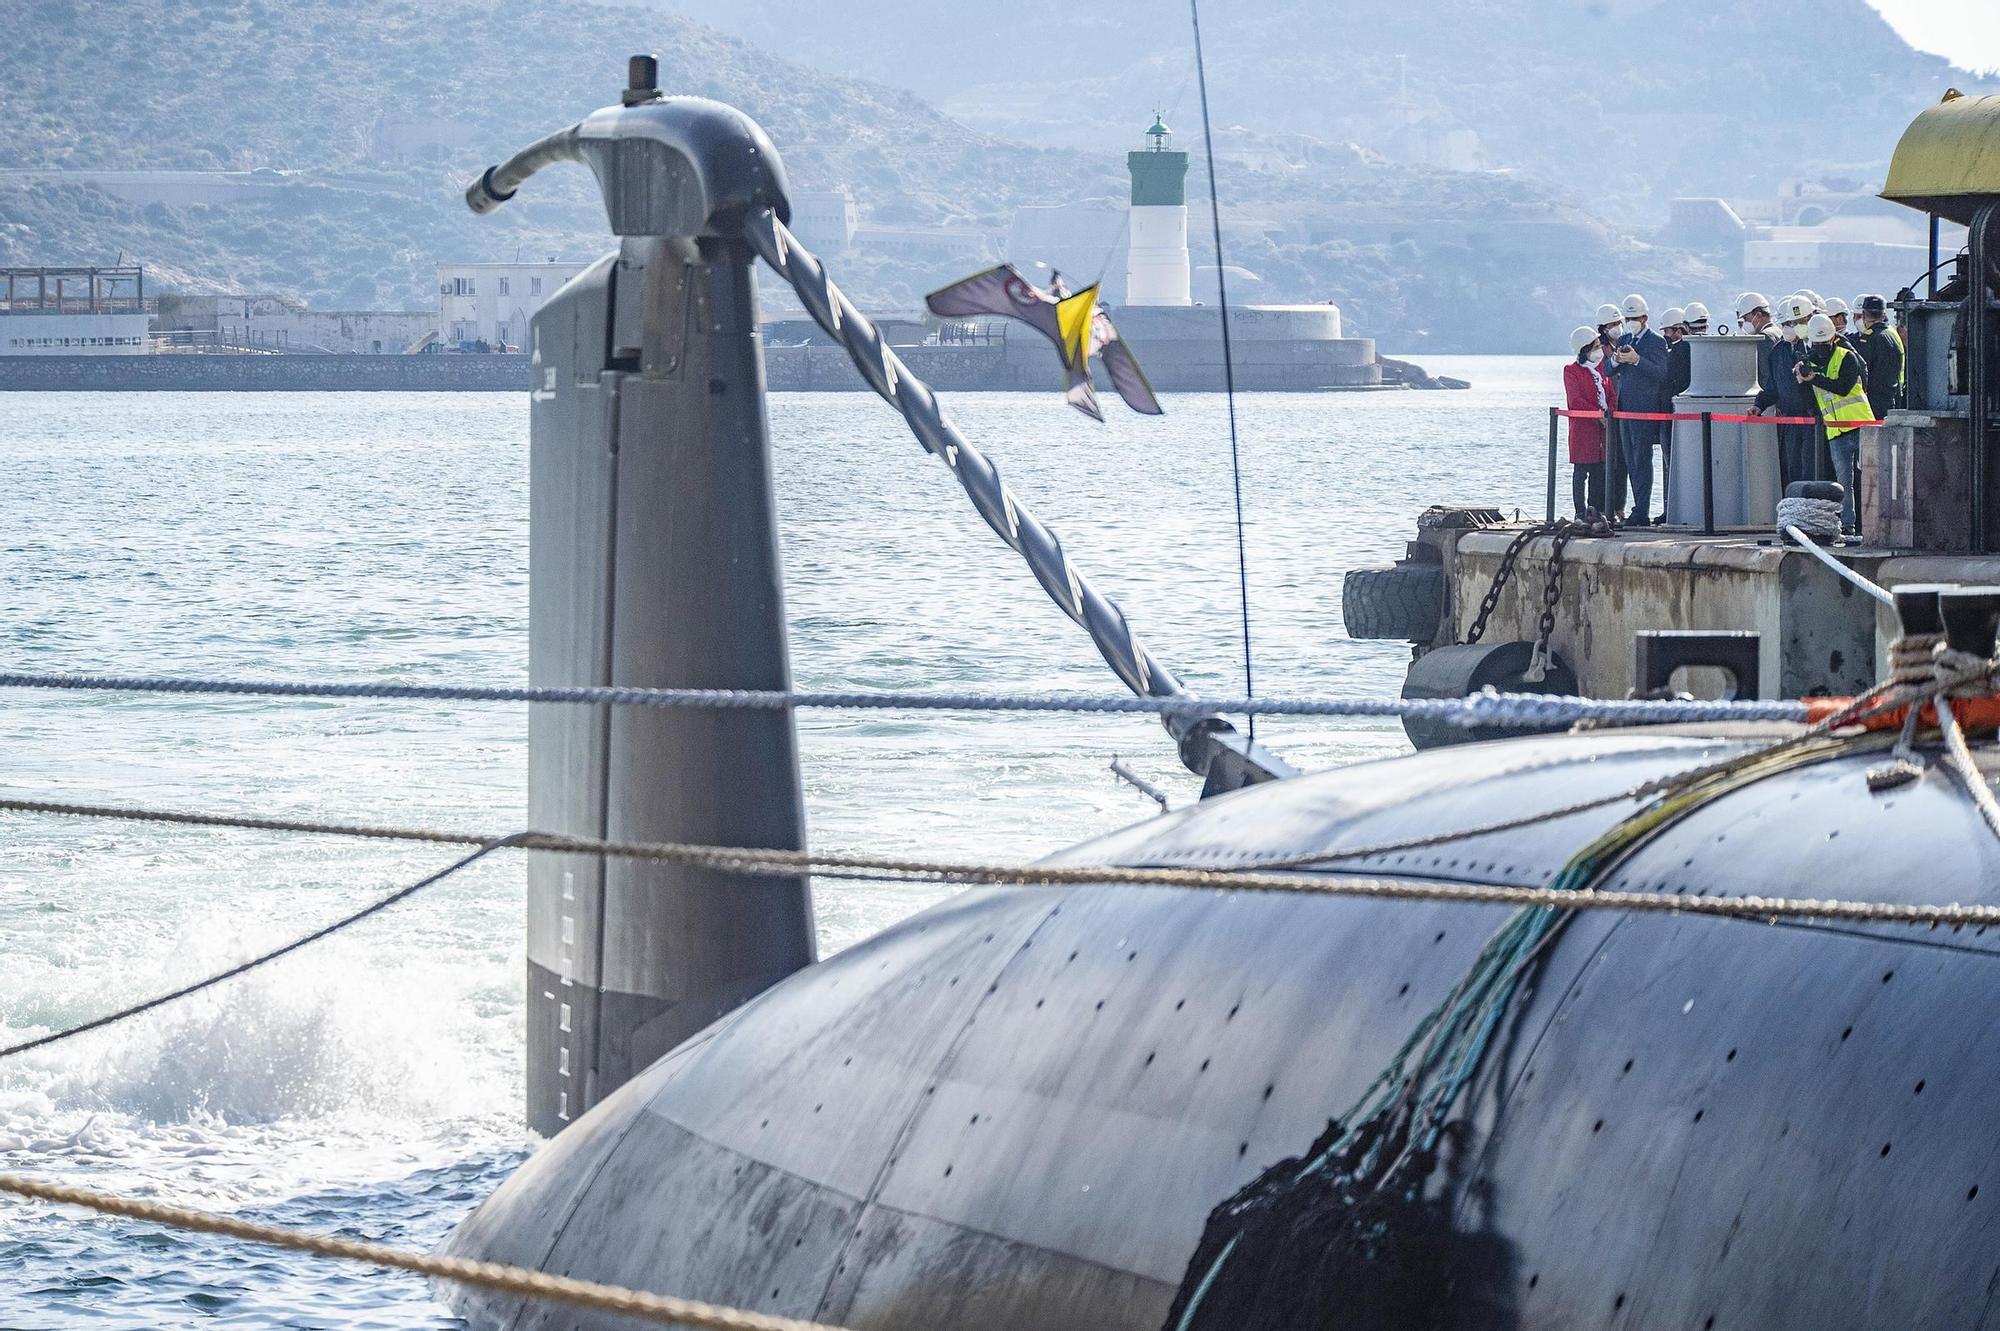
(505, 56, 815, 1135)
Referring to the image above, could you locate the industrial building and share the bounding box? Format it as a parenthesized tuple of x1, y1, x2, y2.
(0, 266, 149, 356)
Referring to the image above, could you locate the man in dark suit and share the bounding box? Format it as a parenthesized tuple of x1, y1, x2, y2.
(1606, 293, 1671, 526)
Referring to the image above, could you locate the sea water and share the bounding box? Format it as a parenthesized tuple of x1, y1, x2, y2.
(0, 357, 1554, 1326)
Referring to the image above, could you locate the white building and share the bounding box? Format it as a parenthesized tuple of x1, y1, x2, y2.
(1126, 116, 1192, 307)
(851, 225, 990, 267)
(0, 266, 148, 356)
(790, 188, 860, 253)
(437, 261, 591, 348)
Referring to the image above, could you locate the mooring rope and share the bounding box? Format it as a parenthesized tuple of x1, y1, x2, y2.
(0, 667, 1819, 727)
(0, 836, 525, 1060)
(3, 790, 1999, 934)
(1783, 521, 1892, 604)
(0, 1173, 852, 1331)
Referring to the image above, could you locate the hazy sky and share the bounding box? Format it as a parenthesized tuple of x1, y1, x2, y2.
(1867, 0, 2000, 73)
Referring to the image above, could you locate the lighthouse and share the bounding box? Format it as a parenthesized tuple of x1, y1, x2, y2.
(1125, 114, 1191, 306)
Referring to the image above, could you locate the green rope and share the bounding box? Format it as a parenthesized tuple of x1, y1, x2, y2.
(1165, 732, 1886, 1331)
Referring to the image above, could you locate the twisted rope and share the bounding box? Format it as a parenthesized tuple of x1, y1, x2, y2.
(3, 791, 1999, 929)
(0, 836, 525, 1060)
(0, 1174, 850, 1331)
(0, 668, 1817, 727)
(742, 208, 1211, 743)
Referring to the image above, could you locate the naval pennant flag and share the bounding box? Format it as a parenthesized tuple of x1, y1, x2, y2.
(926, 264, 1164, 421)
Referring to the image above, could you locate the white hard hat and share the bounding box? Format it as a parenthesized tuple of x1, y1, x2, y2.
(1684, 301, 1711, 325)
(1822, 296, 1850, 317)
(1734, 292, 1769, 320)
(1796, 288, 1825, 310)
(1780, 292, 1817, 323)
(1620, 293, 1649, 319)
(1596, 303, 1622, 327)
(1570, 325, 1601, 355)
(1806, 312, 1837, 344)
(1661, 306, 1687, 328)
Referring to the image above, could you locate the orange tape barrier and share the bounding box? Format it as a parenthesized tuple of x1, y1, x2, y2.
(1553, 409, 1886, 428)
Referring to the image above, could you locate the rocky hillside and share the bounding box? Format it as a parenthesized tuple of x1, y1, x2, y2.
(644, 0, 1993, 214)
(0, 0, 1736, 346)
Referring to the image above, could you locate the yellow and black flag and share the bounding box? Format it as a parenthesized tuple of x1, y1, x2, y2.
(926, 264, 1163, 421)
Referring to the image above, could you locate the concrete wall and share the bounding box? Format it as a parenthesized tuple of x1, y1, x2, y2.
(0, 353, 529, 391)
(0, 344, 1385, 394)
(222, 310, 437, 354)
(0, 313, 149, 355)
(1444, 529, 1883, 701)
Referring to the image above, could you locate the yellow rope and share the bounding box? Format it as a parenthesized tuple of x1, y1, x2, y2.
(6, 781, 2000, 928)
(0, 1173, 852, 1331)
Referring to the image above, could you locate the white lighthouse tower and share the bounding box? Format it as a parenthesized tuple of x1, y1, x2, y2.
(1125, 114, 1192, 307)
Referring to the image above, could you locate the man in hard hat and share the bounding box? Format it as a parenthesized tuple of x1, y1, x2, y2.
(1683, 302, 1711, 336)
(1797, 312, 1874, 534)
(1750, 294, 1823, 486)
(1735, 292, 1774, 338)
(1662, 307, 1693, 400)
(1821, 297, 1864, 356)
(1607, 293, 1670, 525)
(1852, 295, 1905, 419)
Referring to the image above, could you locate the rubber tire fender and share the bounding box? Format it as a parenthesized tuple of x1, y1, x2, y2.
(1342, 561, 1446, 641)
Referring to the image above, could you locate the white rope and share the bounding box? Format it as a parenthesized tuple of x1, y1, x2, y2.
(1782, 519, 1890, 604)
(0, 669, 1815, 728)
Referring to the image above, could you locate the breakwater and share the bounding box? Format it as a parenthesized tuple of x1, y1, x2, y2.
(1, 339, 1413, 393)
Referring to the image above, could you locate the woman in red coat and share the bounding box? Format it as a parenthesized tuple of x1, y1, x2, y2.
(1562, 324, 1617, 517)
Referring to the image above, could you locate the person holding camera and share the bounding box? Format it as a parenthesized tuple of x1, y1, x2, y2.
(1747, 293, 1821, 486)
(1796, 313, 1873, 534)
(1606, 294, 1670, 526)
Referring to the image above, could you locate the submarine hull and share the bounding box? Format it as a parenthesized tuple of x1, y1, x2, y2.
(444, 725, 2000, 1329)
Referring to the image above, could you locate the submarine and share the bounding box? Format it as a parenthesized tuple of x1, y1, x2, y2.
(440, 63, 2000, 1330)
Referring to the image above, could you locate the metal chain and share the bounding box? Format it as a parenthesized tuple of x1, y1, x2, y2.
(1463, 524, 1553, 645)
(0, 1174, 850, 1331)
(1537, 527, 1574, 648)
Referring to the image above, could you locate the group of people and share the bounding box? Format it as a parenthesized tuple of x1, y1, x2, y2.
(1563, 291, 1905, 533)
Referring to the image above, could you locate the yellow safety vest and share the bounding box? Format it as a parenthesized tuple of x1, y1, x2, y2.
(1883, 326, 1906, 392)
(1811, 345, 1874, 439)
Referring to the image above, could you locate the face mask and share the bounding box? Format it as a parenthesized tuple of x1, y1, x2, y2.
(1783, 323, 1804, 341)
(1585, 348, 1604, 366)
(1623, 319, 1644, 334)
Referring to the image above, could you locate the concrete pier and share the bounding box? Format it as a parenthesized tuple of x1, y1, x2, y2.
(1435, 526, 2000, 700)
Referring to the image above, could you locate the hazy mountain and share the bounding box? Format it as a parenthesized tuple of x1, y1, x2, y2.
(641, 0, 1993, 215)
(0, 0, 1752, 347)
(0, 0, 1108, 307)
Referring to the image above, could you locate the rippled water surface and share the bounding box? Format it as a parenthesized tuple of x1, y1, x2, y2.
(0, 360, 1553, 1326)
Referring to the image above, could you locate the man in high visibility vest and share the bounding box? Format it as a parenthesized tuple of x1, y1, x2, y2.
(1853, 294, 1905, 419)
(1797, 312, 1875, 535)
